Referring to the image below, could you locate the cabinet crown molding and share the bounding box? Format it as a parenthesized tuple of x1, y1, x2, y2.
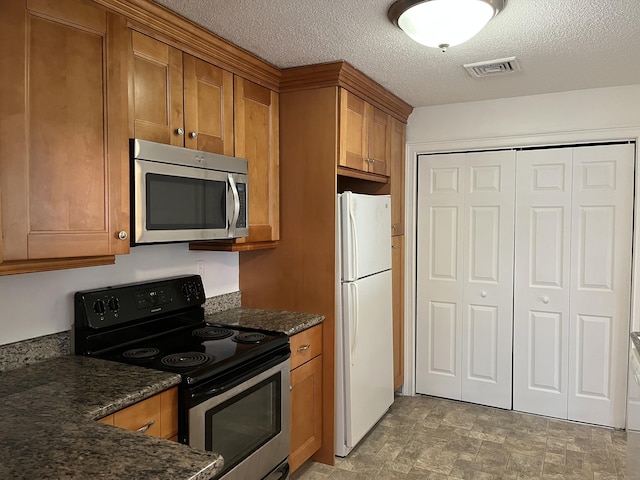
(92, 0, 281, 90)
(281, 61, 413, 123)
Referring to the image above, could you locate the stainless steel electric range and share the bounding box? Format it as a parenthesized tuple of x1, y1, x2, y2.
(74, 275, 290, 480)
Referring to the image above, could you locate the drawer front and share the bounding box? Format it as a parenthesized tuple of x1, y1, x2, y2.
(290, 324, 322, 370)
(113, 394, 162, 437)
(109, 387, 178, 440)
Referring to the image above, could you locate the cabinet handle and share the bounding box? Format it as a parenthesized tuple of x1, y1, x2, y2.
(117, 231, 128, 241)
(289, 385, 293, 392)
(296, 344, 311, 352)
(370, 158, 375, 163)
(136, 419, 156, 433)
(175, 128, 184, 136)
(189, 131, 198, 138)
(542, 296, 550, 304)
(480, 291, 487, 298)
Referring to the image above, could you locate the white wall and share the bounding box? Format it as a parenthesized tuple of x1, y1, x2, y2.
(407, 84, 640, 144)
(0, 244, 238, 345)
(402, 84, 640, 396)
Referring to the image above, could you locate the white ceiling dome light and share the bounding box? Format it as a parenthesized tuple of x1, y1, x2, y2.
(388, 0, 505, 52)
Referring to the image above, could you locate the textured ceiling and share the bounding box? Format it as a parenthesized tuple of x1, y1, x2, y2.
(154, 0, 640, 108)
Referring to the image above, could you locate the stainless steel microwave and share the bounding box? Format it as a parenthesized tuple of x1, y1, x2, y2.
(130, 139, 248, 245)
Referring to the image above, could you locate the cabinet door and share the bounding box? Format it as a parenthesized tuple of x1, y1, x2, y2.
(339, 89, 368, 172)
(290, 355, 323, 473)
(234, 77, 280, 242)
(183, 54, 233, 155)
(130, 31, 183, 146)
(390, 118, 406, 236)
(0, 0, 129, 261)
(366, 104, 391, 176)
(392, 235, 405, 391)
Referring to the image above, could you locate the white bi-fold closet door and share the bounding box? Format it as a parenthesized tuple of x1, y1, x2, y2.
(513, 143, 634, 428)
(416, 150, 516, 409)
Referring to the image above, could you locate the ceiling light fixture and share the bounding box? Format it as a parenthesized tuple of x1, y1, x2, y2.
(388, 0, 505, 52)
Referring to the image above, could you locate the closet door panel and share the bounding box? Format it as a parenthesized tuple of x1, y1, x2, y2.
(513, 148, 572, 418)
(416, 154, 465, 399)
(461, 151, 515, 409)
(568, 144, 634, 428)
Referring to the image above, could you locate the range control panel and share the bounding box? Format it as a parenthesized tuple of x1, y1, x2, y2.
(75, 275, 205, 329)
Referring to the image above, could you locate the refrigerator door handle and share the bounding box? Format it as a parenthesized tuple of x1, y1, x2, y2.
(349, 282, 359, 366)
(348, 200, 358, 280)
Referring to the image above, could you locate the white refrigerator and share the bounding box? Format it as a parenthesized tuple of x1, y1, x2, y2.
(335, 191, 394, 457)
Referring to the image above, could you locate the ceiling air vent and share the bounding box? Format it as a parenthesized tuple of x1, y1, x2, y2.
(463, 56, 521, 78)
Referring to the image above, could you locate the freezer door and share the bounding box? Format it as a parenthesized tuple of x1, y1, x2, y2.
(341, 270, 394, 451)
(340, 192, 392, 281)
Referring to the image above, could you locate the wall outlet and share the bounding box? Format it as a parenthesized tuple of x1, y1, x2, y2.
(196, 260, 205, 278)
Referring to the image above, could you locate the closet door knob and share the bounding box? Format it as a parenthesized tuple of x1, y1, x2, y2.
(542, 296, 550, 304)
(480, 291, 487, 298)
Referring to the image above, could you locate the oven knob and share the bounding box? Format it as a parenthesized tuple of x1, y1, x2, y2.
(108, 297, 120, 311)
(93, 299, 106, 315)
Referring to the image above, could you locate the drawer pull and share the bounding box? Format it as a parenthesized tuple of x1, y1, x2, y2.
(136, 419, 156, 433)
(296, 344, 311, 352)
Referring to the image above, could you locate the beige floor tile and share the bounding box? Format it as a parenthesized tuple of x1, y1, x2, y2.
(505, 451, 544, 476)
(291, 395, 625, 480)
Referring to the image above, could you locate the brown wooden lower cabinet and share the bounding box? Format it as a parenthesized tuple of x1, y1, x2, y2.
(97, 387, 178, 441)
(289, 326, 323, 473)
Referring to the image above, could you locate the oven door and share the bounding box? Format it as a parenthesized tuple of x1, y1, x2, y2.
(188, 355, 290, 480)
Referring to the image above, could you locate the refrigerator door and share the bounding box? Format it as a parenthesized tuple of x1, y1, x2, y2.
(340, 192, 391, 282)
(341, 269, 394, 452)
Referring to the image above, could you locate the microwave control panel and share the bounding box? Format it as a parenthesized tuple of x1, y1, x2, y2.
(237, 183, 247, 228)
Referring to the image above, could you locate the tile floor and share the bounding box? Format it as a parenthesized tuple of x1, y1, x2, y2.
(291, 395, 633, 479)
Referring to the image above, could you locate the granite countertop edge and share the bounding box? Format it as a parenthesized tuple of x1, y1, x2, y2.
(631, 331, 640, 352)
(0, 356, 222, 480)
(205, 307, 324, 336)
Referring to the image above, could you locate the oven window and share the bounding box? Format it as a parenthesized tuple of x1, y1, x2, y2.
(205, 374, 281, 476)
(146, 173, 226, 230)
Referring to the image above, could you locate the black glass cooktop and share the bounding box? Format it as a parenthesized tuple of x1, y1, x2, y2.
(96, 324, 288, 385)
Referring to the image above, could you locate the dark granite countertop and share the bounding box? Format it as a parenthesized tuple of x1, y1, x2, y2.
(0, 355, 222, 480)
(205, 307, 324, 336)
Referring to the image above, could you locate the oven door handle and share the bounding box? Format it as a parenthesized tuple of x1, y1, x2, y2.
(190, 349, 290, 404)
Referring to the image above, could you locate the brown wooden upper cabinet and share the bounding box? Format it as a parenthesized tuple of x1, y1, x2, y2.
(130, 31, 233, 155)
(339, 89, 391, 177)
(233, 77, 280, 244)
(0, 0, 130, 274)
(131, 32, 279, 246)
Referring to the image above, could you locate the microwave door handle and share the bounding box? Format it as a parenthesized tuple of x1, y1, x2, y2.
(228, 174, 240, 238)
